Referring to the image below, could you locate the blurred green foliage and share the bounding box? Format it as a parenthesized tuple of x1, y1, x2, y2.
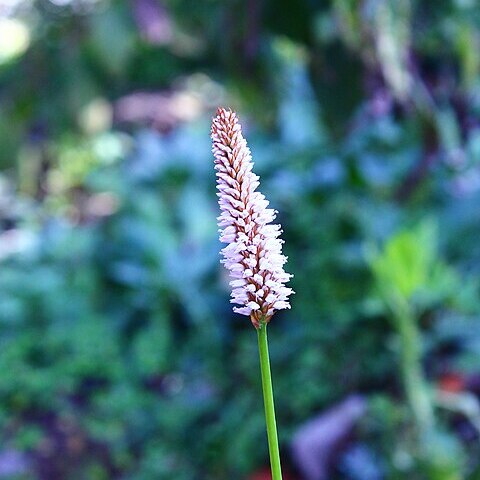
(367, 222, 459, 313)
(1, 0, 480, 479)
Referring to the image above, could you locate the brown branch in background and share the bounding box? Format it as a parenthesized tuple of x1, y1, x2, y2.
(395, 118, 438, 202)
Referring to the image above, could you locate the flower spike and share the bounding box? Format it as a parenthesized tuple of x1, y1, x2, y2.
(211, 108, 293, 328)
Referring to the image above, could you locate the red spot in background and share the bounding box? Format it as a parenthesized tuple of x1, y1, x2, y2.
(248, 467, 299, 480)
(438, 373, 466, 393)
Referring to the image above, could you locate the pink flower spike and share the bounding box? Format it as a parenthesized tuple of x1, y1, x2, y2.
(211, 107, 294, 328)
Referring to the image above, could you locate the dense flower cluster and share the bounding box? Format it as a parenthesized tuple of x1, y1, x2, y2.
(211, 108, 293, 327)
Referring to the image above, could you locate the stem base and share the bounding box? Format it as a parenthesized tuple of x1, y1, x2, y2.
(257, 323, 283, 480)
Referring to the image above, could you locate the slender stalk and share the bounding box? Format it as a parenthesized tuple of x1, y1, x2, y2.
(395, 306, 434, 440)
(257, 323, 283, 480)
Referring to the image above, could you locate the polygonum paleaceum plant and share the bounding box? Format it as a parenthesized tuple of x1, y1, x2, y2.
(212, 108, 294, 480)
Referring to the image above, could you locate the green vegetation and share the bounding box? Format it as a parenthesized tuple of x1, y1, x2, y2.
(1, 0, 480, 478)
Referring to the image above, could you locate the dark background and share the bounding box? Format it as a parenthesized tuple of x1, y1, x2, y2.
(0, 0, 480, 478)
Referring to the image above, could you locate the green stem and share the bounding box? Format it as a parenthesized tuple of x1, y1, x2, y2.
(396, 308, 434, 440)
(257, 323, 283, 480)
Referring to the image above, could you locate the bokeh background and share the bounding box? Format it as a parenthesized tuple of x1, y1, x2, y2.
(1, 0, 480, 479)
